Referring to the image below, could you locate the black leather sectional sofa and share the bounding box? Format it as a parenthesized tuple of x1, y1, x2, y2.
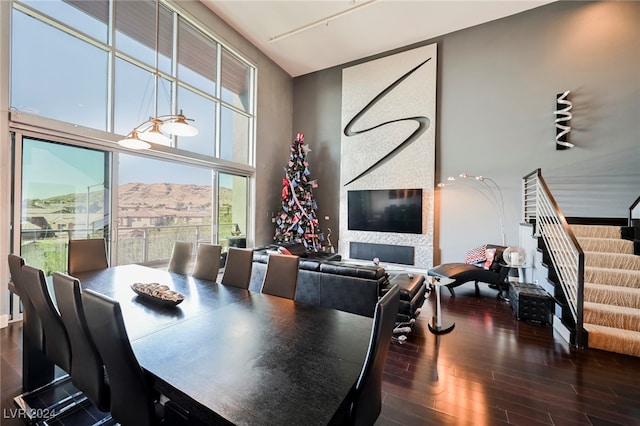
(250, 251, 388, 317)
(250, 250, 428, 323)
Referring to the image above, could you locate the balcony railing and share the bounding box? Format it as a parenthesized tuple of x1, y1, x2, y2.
(10, 223, 241, 323)
(117, 223, 241, 266)
(19, 223, 241, 275)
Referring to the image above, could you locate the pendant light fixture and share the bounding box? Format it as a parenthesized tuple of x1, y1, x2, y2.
(118, 113, 199, 150)
(117, 1, 198, 150)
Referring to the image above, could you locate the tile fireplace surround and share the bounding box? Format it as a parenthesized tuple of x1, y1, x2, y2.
(339, 43, 437, 270)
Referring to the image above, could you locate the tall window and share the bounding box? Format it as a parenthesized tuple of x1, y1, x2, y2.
(19, 138, 110, 275)
(10, 0, 256, 267)
(218, 173, 248, 249)
(11, 7, 109, 130)
(11, 0, 255, 164)
(117, 155, 214, 265)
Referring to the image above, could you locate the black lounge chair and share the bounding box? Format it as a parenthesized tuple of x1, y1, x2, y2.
(428, 244, 507, 297)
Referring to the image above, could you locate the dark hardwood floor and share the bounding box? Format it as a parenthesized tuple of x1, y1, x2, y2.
(3, 282, 640, 425)
(379, 283, 640, 426)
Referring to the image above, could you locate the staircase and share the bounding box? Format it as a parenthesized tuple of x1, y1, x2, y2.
(523, 169, 640, 356)
(571, 224, 640, 357)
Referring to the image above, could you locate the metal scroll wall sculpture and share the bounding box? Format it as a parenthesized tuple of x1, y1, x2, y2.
(555, 90, 574, 150)
(342, 57, 431, 185)
(340, 43, 436, 189)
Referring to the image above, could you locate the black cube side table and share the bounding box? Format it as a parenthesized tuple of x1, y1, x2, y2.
(509, 282, 553, 325)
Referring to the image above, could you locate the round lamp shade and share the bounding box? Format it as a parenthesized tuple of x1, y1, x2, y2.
(162, 119, 199, 137)
(503, 247, 526, 266)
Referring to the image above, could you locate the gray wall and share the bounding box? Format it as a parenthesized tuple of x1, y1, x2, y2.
(292, 0, 640, 265)
(293, 71, 343, 250)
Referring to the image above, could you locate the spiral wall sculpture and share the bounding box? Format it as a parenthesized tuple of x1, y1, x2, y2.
(555, 90, 574, 150)
(342, 57, 432, 186)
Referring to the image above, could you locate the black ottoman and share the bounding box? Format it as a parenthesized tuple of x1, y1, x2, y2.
(388, 273, 427, 323)
(509, 282, 553, 325)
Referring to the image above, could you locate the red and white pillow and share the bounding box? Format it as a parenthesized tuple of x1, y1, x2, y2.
(464, 244, 487, 265)
(464, 244, 496, 270)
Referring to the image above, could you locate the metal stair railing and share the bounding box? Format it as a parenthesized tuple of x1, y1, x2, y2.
(523, 169, 586, 347)
(629, 195, 640, 227)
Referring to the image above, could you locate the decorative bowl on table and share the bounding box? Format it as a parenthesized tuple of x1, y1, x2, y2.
(131, 283, 185, 307)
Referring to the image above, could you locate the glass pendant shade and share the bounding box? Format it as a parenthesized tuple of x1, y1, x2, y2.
(116, 0, 197, 150)
(139, 120, 172, 146)
(161, 114, 199, 137)
(118, 113, 197, 150)
(118, 130, 152, 150)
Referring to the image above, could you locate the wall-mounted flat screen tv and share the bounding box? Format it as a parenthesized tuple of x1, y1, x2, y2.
(348, 189, 423, 234)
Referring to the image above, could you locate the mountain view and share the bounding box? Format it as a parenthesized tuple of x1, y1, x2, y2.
(119, 183, 231, 210)
(26, 183, 232, 211)
(21, 183, 241, 273)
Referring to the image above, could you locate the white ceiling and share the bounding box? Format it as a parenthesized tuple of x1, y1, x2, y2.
(201, 0, 555, 77)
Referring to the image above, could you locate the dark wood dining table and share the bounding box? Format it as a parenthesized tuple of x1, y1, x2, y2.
(68, 264, 373, 425)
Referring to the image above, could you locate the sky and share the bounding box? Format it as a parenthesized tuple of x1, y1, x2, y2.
(13, 2, 239, 196)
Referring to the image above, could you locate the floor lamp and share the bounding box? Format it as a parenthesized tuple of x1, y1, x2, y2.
(438, 172, 506, 246)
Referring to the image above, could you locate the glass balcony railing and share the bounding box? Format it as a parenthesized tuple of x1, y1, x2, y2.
(20, 223, 242, 275)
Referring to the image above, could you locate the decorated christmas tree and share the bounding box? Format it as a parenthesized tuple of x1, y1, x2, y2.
(274, 133, 323, 252)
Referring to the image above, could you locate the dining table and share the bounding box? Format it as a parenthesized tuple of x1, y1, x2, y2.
(53, 264, 374, 425)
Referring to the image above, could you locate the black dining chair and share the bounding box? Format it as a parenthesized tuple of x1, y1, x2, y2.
(346, 284, 400, 426)
(52, 272, 111, 413)
(8, 254, 51, 390)
(22, 265, 73, 375)
(167, 241, 193, 275)
(260, 253, 299, 300)
(191, 243, 222, 281)
(20, 264, 86, 421)
(68, 238, 109, 275)
(81, 289, 162, 426)
(220, 247, 253, 289)
(8, 255, 44, 355)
